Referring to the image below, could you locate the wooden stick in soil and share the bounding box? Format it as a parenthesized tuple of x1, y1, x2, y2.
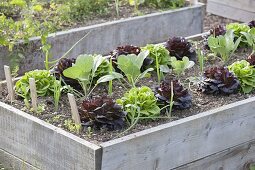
(4, 65, 15, 102)
(29, 78, 37, 111)
(67, 93, 81, 125)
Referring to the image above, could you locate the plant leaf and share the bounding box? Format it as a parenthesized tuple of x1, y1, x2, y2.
(97, 72, 123, 84)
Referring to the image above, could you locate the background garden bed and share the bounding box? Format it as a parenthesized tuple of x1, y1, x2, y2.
(0, 3, 204, 80)
(207, 0, 255, 22)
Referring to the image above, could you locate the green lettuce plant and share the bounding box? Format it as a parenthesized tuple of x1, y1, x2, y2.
(170, 56, 194, 77)
(142, 44, 171, 83)
(226, 23, 250, 38)
(241, 28, 255, 52)
(117, 51, 154, 87)
(228, 60, 255, 93)
(226, 23, 250, 47)
(15, 70, 57, 106)
(116, 86, 160, 126)
(63, 54, 122, 97)
(208, 30, 241, 64)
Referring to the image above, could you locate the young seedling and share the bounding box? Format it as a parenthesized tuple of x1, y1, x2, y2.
(53, 77, 62, 112)
(170, 56, 195, 78)
(142, 44, 171, 84)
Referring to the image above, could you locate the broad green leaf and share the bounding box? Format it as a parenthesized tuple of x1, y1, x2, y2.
(137, 68, 154, 80)
(160, 65, 170, 73)
(97, 72, 123, 84)
(75, 54, 93, 72)
(135, 50, 149, 69)
(63, 66, 83, 79)
(117, 54, 141, 82)
(92, 54, 105, 77)
(63, 55, 93, 82)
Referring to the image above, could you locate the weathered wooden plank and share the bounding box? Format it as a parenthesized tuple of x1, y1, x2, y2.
(101, 97, 255, 170)
(0, 101, 102, 170)
(209, 0, 255, 13)
(0, 148, 39, 170)
(68, 93, 81, 125)
(207, 0, 255, 22)
(174, 139, 255, 170)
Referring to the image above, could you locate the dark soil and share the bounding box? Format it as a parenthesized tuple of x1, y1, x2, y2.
(0, 42, 253, 144)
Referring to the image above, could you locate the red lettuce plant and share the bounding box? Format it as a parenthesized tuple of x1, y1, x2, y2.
(247, 53, 255, 66)
(51, 58, 79, 87)
(80, 96, 126, 130)
(198, 67, 240, 94)
(165, 37, 196, 61)
(156, 80, 192, 110)
(248, 20, 255, 28)
(209, 25, 226, 37)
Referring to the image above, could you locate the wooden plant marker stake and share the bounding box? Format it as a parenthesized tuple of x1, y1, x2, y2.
(29, 78, 37, 111)
(67, 93, 81, 125)
(4, 65, 15, 102)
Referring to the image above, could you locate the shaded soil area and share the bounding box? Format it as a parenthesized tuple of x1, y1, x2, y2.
(0, 43, 253, 144)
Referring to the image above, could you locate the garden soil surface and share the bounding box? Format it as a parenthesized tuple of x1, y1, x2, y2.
(0, 43, 253, 144)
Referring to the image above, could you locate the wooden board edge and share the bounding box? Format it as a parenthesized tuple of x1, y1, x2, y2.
(0, 101, 101, 151)
(101, 96, 255, 147)
(208, 0, 255, 13)
(0, 148, 40, 170)
(173, 139, 255, 170)
(207, 1, 255, 22)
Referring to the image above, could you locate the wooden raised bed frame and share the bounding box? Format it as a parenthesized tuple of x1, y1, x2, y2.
(207, 0, 255, 22)
(1, 33, 255, 170)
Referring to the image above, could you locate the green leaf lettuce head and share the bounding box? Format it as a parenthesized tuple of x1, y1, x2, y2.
(15, 70, 57, 99)
(207, 29, 241, 63)
(226, 23, 250, 47)
(116, 86, 160, 122)
(226, 23, 250, 37)
(228, 60, 255, 93)
(141, 44, 171, 67)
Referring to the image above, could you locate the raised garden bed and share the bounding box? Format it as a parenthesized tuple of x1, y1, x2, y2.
(1, 20, 255, 169)
(1, 93, 255, 170)
(207, 0, 255, 22)
(0, 2, 204, 80)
